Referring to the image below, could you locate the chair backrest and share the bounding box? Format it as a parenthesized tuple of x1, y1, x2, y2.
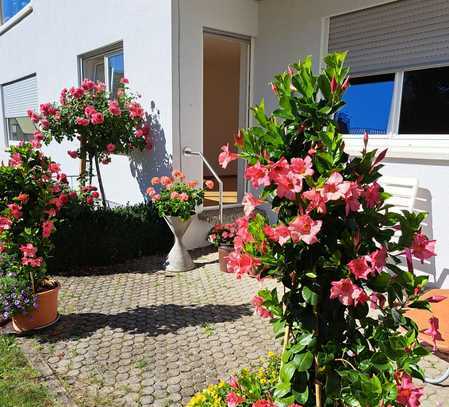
(379, 176, 419, 212)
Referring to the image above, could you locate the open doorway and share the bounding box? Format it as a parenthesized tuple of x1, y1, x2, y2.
(203, 31, 250, 206)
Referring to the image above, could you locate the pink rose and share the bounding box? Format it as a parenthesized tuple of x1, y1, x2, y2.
(75, 117, 90, 126)
(91, 112, 104, 125)
(205, 180, 214, 190)
(106, 143, 116, 153)
(84, 105, 96, 116)
(42, 220, 54, 238)
(151, 177, 160, 185)
(108, 100, 121, 116)
(226, 392, 245, 407)
(7, 204, 22, 219)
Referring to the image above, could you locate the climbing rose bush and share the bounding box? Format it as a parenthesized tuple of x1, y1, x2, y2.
(146, 170, 213, 221)
(220, 53, 438, 406)
(28, 78, 152, 165)
(0, 143, 74, 318)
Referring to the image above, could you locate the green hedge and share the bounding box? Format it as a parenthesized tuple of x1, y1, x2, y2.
(48, 202, 173, 274)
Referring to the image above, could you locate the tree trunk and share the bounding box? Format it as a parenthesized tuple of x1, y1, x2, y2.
(94, 155, 107, 208)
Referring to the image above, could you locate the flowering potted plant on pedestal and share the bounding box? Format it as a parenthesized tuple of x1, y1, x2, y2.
(147, 171, 213, 271)
(189, 53, 439, 407)
(208, 223, 237, 272)
(0, 143, 74, 332)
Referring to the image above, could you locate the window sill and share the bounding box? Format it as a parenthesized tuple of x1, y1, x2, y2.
(0, 3, 33, 36)
(344, 136, 449, 162)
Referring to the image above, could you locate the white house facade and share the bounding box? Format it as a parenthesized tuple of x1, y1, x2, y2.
(1, 0, 448, 286)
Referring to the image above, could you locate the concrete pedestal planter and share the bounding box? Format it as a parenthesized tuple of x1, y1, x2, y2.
(218, 245, 233, 272)
(12, 283, 60, 333)
(164, 216, 195, 271)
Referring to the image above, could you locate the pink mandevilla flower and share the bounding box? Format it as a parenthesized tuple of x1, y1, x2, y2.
(330, 278, 369, 307)
(218, 144, 239, 169)
(411, 232, 436, 262)
(242, 193, 264, 217)
(245, 162, 270, 188)
(363, 182, 381, 208)
(264, 224, 291, 246)
(396, 372, 424, 407)
(424, 316, 443, 352)
(302, 188, 327, 214)
(288, 214, 322, 245)
(347, 257, 373, 280)
(252, 400, 276, 407)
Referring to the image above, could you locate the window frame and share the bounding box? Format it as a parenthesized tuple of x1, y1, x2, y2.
(342, 63, 449, 142)
(79, 43, 124, 95)
(0, 0, 30, 24)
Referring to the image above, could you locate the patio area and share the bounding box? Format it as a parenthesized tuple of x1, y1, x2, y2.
(1, 249, 448, 406)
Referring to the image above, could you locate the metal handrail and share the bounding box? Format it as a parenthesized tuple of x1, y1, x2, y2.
(183, 147, 223, 223)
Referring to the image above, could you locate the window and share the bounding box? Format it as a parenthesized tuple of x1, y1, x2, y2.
(337, 74, 395, 135)
(2, 75, 37, 142)
(399, 66, 449, 135)
(81, 45, 124, 98)
(0, 0, 29, 24)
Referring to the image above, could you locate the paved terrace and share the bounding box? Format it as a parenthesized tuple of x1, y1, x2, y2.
(2, 249, 448, 406)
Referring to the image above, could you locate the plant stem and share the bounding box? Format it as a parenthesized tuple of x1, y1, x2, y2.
(313, 303, 323, 407)
(79, 135, 87, 185)
(94, 155, 107, 208)
(29, 271, 35, 294)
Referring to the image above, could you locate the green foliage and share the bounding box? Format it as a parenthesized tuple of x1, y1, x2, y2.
(232, 53, 433, 406)
(48, 201, 173, 273)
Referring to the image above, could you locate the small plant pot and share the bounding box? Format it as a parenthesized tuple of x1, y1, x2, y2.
(12, 283, 60, 333)
(218, 245, 234, 272)
(164, 216, 195, 271)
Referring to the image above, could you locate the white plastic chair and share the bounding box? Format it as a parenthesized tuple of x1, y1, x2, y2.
(379, 175, 419, 212)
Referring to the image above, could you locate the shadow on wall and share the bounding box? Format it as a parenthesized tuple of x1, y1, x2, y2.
(129, 101, 171, 197)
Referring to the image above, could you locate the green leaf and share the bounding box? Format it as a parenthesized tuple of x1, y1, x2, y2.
(274, 381, 291, 398)
(293, 351, 313, 372)
(302, 286, 318, 306)
(280, 361, 296, 382)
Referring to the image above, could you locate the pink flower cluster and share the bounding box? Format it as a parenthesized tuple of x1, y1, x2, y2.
(20, 243, 43, 268)
(251, 295, 272, 318)
(395, 372, 424, 407)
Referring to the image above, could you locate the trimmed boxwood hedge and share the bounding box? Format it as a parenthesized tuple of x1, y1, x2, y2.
(48, 202, 173, 274)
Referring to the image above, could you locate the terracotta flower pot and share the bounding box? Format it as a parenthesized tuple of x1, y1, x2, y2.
(12, 283, 60, 333)
(164, 216, 195, 271)
(218, 245, 234, 272)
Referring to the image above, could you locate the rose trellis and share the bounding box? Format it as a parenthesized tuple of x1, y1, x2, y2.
(220, 53, 439, 407)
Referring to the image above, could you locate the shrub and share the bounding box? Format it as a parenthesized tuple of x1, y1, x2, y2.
(208, 223, 237, 248)
(48, 201, 173, 274)
(218, 53, 437, 406)
(0, 143, 71, 319)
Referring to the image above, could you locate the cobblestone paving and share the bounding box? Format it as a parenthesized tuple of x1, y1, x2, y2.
(16, 249, 279, 407)
(4, 248, 449, 406)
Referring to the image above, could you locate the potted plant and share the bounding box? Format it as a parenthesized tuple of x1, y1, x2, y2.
(27, 78, 151, 207)
(208, 223, 237, 272)
(191, 53, 438, 406)
(0, 142, 74, 332)
(147, 171, 213, 271)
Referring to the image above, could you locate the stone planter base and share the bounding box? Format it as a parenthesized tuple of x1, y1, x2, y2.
(164, 216, 195, 271)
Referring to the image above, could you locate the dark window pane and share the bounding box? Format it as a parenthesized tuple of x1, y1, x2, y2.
(1, 0, 29, 22)
(399, 66, 449, 134)
(108, 52, 124, 98)
(336, 74, 395, 135)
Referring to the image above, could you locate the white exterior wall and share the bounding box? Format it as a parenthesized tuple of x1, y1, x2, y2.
(254, 0, 449, 287)
(174, 0, 259, 248)
(0, 0, 174, 204)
